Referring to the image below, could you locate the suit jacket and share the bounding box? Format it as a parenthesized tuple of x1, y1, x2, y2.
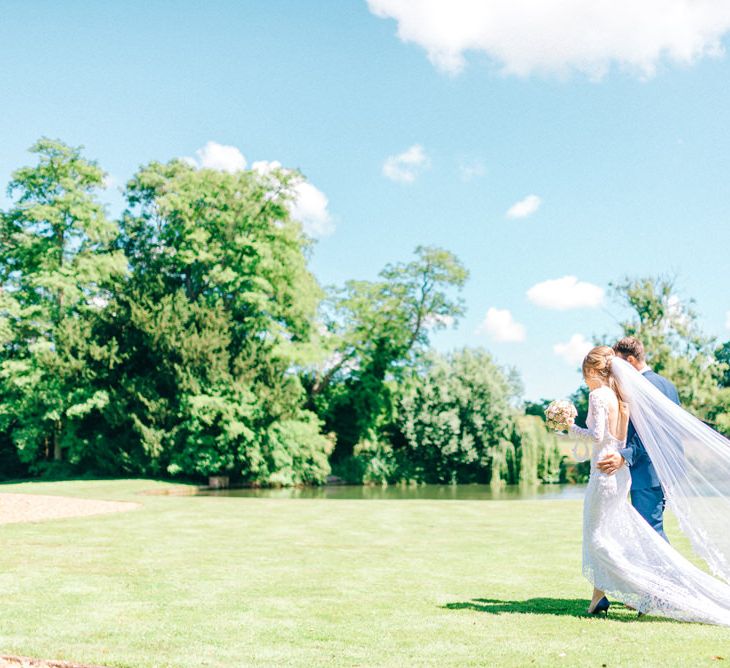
(619, 369, 680, 490)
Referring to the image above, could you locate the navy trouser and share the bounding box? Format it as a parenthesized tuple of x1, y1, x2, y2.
(631, 486, 668, 542)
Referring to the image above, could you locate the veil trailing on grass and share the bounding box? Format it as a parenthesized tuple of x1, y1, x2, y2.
(611, 357, 730, 583)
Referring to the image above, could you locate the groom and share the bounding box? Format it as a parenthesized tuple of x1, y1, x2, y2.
(596, 337, 680, 540)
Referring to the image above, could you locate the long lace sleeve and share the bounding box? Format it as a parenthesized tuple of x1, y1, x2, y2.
(569, 392, 608, 461)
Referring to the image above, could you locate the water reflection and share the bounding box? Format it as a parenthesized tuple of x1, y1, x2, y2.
(197, 483, 587, 501)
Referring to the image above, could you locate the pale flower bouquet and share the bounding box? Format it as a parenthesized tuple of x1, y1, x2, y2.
(544, 399, 578, 432)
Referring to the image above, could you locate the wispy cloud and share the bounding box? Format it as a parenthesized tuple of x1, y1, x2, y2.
(506, 194, 541, 219)
(459, 159, 486, 182)
(382, 144, 430, 183)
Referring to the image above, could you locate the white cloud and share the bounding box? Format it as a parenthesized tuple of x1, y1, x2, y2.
(253, 160, 334, 237)
(664, 294, 693, 331)
(251, 160, 283, 174)
(554, 333, 593, 366)
(254, 160, 335, 237)
(289, 181, 334, 238)
(189, 141, 247, 173)
(367, 0, 730, 79)
(383, 144, 430, 183)
(183, 149, 333, 238)
(424, 313, 455, 329)
(477, 307, 526, 342)
(527, 276, 604, 310)
(459, 160, 486, 182)
(506, 194, 541, 219)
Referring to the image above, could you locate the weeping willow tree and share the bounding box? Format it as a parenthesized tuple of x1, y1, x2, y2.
(513, 416, 564, 485)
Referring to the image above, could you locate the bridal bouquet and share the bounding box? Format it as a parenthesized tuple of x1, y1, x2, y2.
(545, 399, 577, 431)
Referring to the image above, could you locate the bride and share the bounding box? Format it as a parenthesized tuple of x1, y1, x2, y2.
(568, 345, 730, 624)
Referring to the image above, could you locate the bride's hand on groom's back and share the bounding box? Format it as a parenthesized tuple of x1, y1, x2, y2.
(597, 452, 624, 475)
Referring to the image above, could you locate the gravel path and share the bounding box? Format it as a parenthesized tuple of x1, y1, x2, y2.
(0, 493, 138, 525)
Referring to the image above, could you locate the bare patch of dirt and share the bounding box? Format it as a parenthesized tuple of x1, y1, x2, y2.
(0, 493, 138, 524)
(0, 656, 110, 668)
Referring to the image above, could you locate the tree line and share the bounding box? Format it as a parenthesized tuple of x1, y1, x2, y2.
(1, 140, 727, 485)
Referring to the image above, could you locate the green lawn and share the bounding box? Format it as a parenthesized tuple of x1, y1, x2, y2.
(1, 480, 728, 667)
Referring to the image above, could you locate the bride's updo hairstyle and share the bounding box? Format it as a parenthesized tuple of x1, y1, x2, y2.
(582, 346, 622, 399)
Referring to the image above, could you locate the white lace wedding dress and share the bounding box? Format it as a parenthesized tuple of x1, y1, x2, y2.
(571, 385, 730, 624)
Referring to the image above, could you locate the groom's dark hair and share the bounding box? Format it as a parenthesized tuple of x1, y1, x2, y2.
(613, 336, 645, 362)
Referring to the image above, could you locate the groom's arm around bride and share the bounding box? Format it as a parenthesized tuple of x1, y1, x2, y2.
(596, 337, 679, 539)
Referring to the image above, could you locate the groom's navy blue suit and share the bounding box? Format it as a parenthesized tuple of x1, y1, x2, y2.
(618, 369, 680, 541)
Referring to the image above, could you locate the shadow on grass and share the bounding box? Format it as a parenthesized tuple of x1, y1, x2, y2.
(444, 598, 672, 623)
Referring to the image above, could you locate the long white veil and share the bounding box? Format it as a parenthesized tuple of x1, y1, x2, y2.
(611, 357, 730, 582)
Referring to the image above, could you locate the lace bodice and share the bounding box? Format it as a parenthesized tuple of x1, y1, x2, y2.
(569, 386, 623, 464)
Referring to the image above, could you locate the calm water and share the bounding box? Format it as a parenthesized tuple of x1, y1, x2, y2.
(197, 483, 587, 501)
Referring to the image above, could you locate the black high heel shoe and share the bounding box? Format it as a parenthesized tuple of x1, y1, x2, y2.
(589, 596, 610, 617)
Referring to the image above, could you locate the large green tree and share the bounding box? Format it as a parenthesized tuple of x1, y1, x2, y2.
(309, 246, 468, 461)
(0, 139, 126, 470)
(105, 159, 331, 482)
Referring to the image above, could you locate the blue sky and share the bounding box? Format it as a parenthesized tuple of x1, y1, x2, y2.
(2, 1, 730, 400)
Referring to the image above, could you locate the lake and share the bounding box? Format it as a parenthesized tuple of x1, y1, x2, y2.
(196, 483, 587, 501)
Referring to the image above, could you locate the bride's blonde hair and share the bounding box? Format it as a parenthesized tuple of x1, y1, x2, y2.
(583, 346, 629, 437)
(583, 346, 616, 380)
(582, 346, 622, 400)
